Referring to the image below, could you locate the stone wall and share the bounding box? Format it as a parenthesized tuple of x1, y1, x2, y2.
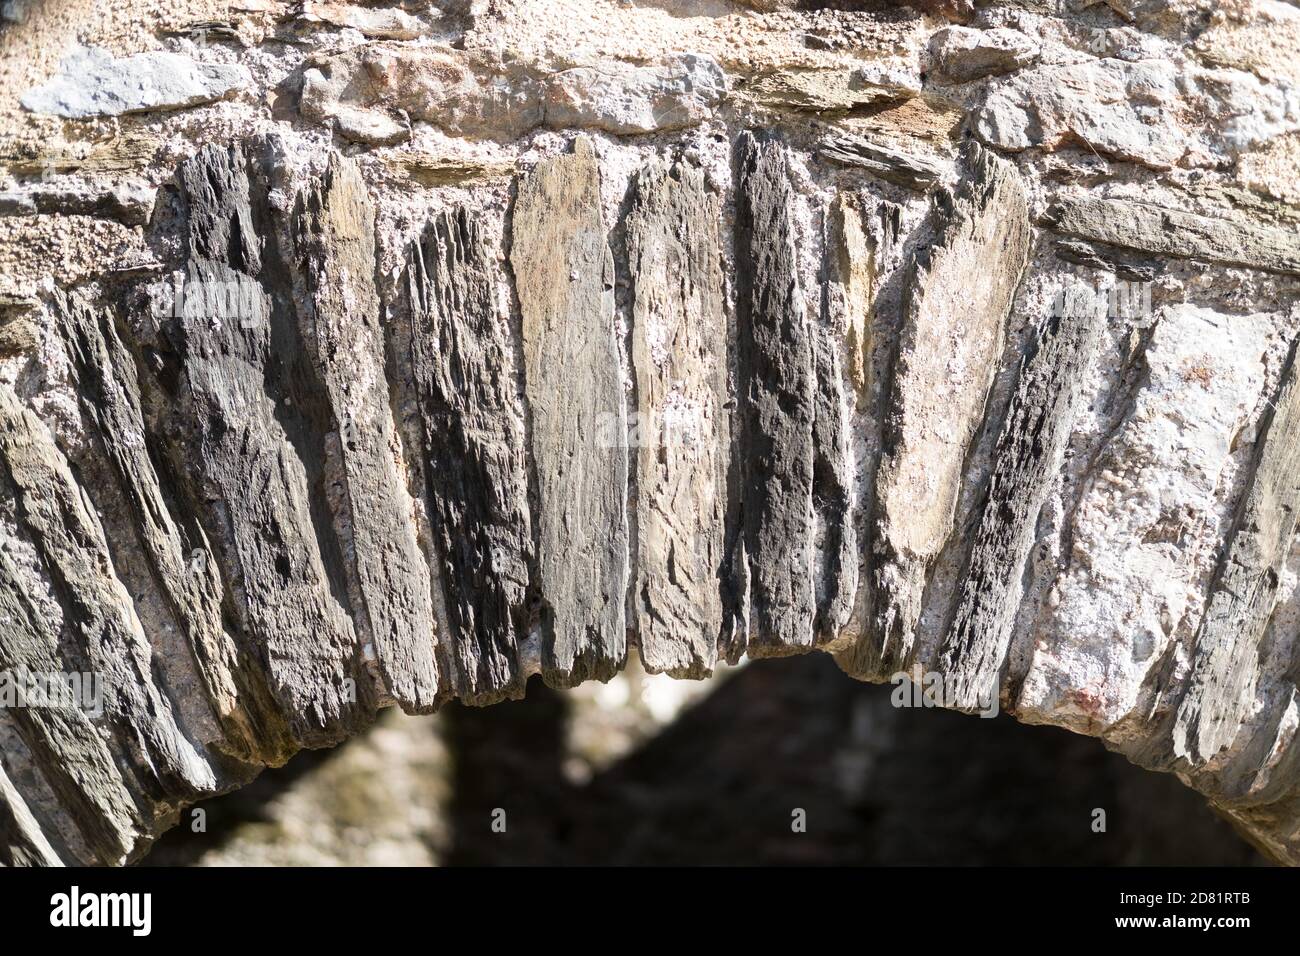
(2, 0, 1300, 864)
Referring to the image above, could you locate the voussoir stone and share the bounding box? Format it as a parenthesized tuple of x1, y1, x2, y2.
(402, 207, 534, 706)
(838, 142, 1030, 680)
(626, 158, 729, 678)
(510, 136, 629, 687)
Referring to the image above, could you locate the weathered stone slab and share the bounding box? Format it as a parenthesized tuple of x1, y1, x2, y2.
(0, 388, 215, 799)
(51, 288, 292, 765)
(839, 142, 1029, 680)
(929, 26, 1039, 84)
(733, 132, 816, 657)
(1173, 337, 1300, 764)
(823, 193, 877, 403)
(0, 759, 61, 867)
(738, 0, 972, 18)
(405, 207, 533, 705)
(811, 318, 857, 645)
(21, 46, 250, 119)
(0, 545, 143, 864)
(1016, 305, 1274, 738)
(937, 284, 1106, 710)
(159, 142, 374, 747)
(1044, 195, 1300, 277)
(626, 159, 728, 678)
(21, 181, 155, 226)
(819, 133, 945, 190)
(975, 60, 1187, 169)
(299, 45, 543, 144)
(300, 45, 725, 145)
(742, 65, 918, 114)
(546, 54, 726, 135)
(293, 155, 440, 715)
(510, 137, 628, 686)
(298, 2, 435, 39)
(1052, 238, 1159, 283)
(820, 193, 877, 649)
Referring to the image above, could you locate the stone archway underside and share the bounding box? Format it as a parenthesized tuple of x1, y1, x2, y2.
(2, 0, 1300, 865)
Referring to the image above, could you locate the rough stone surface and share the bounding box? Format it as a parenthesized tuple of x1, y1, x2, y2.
(732, 132, 817, 659)
(0, 760, 60, 866)
(0, 388, 216, 798)
(741, 64, 920, 114)
(626, 160, 728, 679)
(5, 0, 1300, 867)
(299, 44, 726, 144)
(298, 2, 435, 40)
(402, 207, 533, 706)
(50, 288, 290, 766)
(1172, 336, 1300, 766)
(819, 132, 945, 190)
(929, 26, 1039, 83)
(156, 141, 377, 750)
(0, 539, 147, 864)
(975, 59, 1190, 170)
(546, 55, 728, 136)
(20, 46, 250, 118)
(937, 285, 1107, 711)
(511, 137, 628, 688)
(1017, 305, 1276, 742)
(292, 155, 440, 716)
(1045, 195, 1300, 277)
(839, 143, 1030, 680)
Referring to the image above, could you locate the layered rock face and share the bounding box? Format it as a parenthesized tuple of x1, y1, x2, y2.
(2, 0, 1300, 864)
